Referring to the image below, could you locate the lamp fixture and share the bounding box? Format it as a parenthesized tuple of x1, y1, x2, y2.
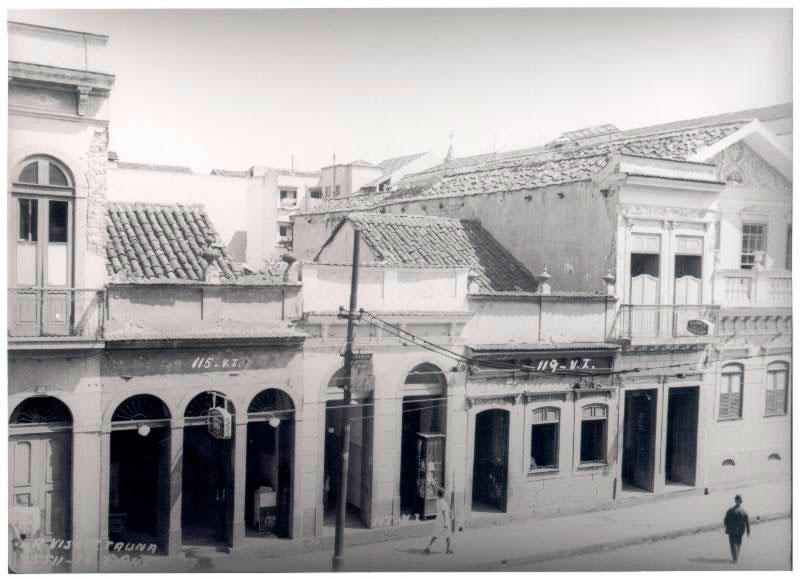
(137, 424, 151, 437)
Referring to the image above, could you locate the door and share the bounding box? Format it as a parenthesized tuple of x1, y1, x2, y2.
(11, 195, 73, 336)
(629, 238, 661, 337)
(9, 432, 71, 568)
(622, 390, 658, 492)
(666, 387, 699, 486)
(472, 409, 509, 512)
(182, 427, 231, 545)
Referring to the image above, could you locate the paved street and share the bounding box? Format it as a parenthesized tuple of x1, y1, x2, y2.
(134, 480, 789, 573)
(506, 519, 791, 572)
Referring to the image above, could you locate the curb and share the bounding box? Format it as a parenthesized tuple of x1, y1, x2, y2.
(477, 511, 790, 570)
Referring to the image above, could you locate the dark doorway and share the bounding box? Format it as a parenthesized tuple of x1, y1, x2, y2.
(109, 428, 169, 547)
(182, 392, 234, 546)
(323, 398, 371, 528)
(665, 387, 699, 486)
(400, 395, 445, 516)
(109, 394, 170, 551)
(622, 389, 658, 492)
(246, 389, 294, 539)
(471, 409, 509, 512)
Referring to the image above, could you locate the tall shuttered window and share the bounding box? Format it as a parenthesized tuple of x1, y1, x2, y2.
(765, 363, 789, 416)
(719, 364, 744, 420)
(579, 405, 607, 464)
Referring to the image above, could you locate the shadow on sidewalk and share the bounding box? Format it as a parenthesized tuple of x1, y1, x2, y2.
(688, 556, 733, 565)
(396, 547, 431, 556)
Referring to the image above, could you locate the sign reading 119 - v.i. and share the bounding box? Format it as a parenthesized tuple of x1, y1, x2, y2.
(528, 355, 613, 373)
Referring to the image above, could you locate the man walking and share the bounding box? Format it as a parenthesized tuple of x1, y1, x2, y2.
(424, 487, 454, 555)
(723, 494, 751, 563)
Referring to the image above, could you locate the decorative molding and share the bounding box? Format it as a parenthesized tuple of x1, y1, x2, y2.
(523, 391, 569, 403)
(619, 203, 712, 223)
(76, 85, 92, 116)
(717, 143, 791, 195)
(9, 61, 115, 93)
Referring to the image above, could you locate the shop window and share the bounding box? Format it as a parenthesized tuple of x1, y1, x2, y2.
(530, 408, 559, 471)
(719, 364, 744, 420)
(741, 223, 766, 269)
(579, 405, 607, 464)
(765, 362, 789, 416)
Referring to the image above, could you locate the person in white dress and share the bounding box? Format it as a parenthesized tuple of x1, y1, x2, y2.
(424, 487, 453, 554)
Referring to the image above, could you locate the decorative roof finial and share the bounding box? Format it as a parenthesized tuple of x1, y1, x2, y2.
(444, 131, 454, 163)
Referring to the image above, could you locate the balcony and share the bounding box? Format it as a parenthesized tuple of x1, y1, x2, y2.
(714, 269, 792, 308)
(8, 288, 105, 342)
(617, 304, 721, 340)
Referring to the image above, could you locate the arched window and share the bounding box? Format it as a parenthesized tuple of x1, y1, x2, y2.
(10, 156, 75, 290)
(10, 396, 72, 426)
(722, 458, 736, 467)
(719, 364, 744, 420)
(530, 407, 559, 471)
(765, 362, 789, 416)
(768, 453, 781, 461)
(580, 404, 608, 465)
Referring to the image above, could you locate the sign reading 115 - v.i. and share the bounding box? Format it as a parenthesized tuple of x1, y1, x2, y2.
(190, 356, 247, 370)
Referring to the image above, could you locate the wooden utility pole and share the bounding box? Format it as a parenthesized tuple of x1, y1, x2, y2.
(332, 228, 360, 572)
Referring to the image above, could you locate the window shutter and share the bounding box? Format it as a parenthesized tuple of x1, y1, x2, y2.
(719, 392, 730, 419)
(730, 391, 742, 418)
(766, 389, 777, 415)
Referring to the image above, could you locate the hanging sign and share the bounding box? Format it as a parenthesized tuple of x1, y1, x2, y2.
(349, 353, 375, 396)
(208, 407, 232, 439)
(687, 319, 710, 336)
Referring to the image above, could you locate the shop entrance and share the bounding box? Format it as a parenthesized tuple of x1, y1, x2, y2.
(182, 392, 234, 546)
(109, 395, 171, 551)
(246, 389, 294, 539)
(665, 387, 699, 486)
(400, 363, 447, 517)
(9, 397, 72, 572)
(622, 389, 658, 492)
(471, 409, 509, 512)
(323, 396, 372, 528)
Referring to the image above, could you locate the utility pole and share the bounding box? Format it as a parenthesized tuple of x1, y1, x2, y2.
(332, 228, 360, 572)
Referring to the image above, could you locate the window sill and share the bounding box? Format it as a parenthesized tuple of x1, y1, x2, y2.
(577, 461, 607, 470)
(717, 417, 743, 422)
(764, 412, 788, 418)
(528, 466, 559, 475)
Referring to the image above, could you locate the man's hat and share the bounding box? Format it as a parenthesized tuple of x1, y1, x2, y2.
(734, 493, 743, 501)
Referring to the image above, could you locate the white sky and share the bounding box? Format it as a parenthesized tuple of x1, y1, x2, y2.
(8, 8, 793, 173)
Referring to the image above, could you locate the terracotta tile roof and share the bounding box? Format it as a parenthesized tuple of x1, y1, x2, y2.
(378, 151, 429, 175)
(105, 202, 240, 282)
(299, 119, 748, 216)
(319, 213, 539, 294)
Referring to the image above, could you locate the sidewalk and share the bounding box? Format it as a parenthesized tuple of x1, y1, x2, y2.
(138, 479, 791, 572)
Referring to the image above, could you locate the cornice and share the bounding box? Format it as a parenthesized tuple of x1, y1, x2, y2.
(9, 61, 115, 93)
(9, 105, 110, 127)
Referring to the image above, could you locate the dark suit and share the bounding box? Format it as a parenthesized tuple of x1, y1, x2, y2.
(724, 504, 750, 562)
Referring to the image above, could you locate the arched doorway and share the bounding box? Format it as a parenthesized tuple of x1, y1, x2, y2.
(400, 363, 447, 518)
(323, 368, 372, 529)
(109, 395, 171, 551)
(9, 396, 72, 571)
(471, 409, 509, 513)
(182, 391, 234, 546)
(246, 389, 295, 538)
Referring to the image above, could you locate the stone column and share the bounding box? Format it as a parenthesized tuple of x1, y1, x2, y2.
(230, 419, 248, 548)
(166, 420, 184, 556)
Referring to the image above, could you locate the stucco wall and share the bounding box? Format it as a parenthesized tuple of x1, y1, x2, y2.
(293, 181, 618, 292)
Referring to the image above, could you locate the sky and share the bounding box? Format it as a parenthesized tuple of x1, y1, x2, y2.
(8, 8, 793, 174)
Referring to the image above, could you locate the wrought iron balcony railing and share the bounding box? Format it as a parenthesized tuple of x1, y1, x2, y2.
(618, 304, 721, 340)
(8, 287, 105, 339)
